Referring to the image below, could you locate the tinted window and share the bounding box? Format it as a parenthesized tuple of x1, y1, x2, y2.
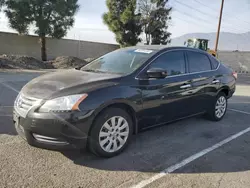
(187, 51, 212, 73)
(149, 51, 186, 76)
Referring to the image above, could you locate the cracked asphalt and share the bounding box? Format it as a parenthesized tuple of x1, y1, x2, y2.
(0, 72, 250, 188)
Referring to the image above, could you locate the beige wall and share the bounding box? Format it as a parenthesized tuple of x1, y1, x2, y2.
(0, 32, 119, 60)
(218, 51, 250, 72)
(1, 31, 249, 71)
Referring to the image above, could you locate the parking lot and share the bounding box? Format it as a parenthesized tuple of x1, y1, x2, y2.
(0, 71, 250, 188)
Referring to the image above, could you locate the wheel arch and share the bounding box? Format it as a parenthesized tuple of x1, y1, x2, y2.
(89, 101, 139, 136)
(218, 86, 230, 98)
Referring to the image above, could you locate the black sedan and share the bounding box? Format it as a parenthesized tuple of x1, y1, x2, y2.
(13, 46, 236, 157)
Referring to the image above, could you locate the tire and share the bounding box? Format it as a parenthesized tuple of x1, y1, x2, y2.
(88, 107, 133, 158)
(206, 92, 227, 121)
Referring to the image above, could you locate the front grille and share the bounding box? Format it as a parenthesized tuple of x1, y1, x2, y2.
(14, 94, 42, 118)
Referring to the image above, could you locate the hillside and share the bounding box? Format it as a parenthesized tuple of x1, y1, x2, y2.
(171, 32, 250, 51)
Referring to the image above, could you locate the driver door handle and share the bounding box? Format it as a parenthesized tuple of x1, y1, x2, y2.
(180, 84, 191, 89)
(212, 79, 220, 84)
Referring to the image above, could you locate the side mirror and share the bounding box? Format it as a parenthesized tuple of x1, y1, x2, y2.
(184, 41, 186, 46)
(75, 66, 82, 70)
(147, 68, 167, 78)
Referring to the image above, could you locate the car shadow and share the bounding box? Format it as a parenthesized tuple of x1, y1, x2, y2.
(61, 95, 250, 174)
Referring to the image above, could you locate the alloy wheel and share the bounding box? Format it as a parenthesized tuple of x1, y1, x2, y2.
(215, 96, 227, 118)
(99, 116, 129, 153)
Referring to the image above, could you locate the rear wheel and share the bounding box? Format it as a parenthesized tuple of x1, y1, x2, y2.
(207, 92, 227, 121)
(88, 108, 133, 157)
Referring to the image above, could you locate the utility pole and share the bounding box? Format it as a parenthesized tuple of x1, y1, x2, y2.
(215, 0, 225, 52)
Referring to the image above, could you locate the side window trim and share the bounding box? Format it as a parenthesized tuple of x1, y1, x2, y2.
(207, 54, 213, 70)
(135, 49, 221, 80)
(136, 49, 187, 79)
(209, 55, 220, 70)
(184, 51, 189, 74)
(186, 50, 213, 74)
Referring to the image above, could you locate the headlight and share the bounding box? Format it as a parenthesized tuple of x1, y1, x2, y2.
(39, 94, 88, 112)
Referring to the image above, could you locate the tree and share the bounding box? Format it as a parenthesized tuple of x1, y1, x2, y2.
(0, 0, 4, 6)
(138, 0, 171, 45)
(0, 0, 4, 12)
(103, 0, 142, 47)
(137, 0, 154, 45)
(4, 0, 79, 61)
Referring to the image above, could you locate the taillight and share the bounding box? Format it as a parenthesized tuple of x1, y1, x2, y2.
(232, 72, 238, 79)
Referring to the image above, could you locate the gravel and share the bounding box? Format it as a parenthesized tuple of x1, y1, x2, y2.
(84, 58, 95, 63)
(0, 55, 89, 70)
(0, 55, 50, 69)
(51, 56, 88, 69)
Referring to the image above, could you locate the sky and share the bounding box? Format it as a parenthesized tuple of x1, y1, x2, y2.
(0, 0, 250, 44)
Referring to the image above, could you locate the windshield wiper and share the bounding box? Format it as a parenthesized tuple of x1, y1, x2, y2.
(82, 69, 107, 73)
(82, 69, 123, 75)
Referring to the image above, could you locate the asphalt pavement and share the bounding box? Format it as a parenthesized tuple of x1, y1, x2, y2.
(0, 72, 250, 188)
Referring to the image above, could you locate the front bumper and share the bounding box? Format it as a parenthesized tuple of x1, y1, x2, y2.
(13, 108, 94, 150)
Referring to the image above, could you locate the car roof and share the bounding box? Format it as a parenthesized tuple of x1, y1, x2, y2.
(125, 46, 206, 53)
(128, 45, 169, 50)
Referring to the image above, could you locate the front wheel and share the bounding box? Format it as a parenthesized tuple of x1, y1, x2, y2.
(88, 108, 133, 157)
(207, 92, 227, 121)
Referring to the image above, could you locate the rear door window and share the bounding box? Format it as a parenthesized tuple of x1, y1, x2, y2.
(187, 51, 212, 73)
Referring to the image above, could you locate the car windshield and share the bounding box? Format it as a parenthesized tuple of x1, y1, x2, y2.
(81, 48, 156, 75)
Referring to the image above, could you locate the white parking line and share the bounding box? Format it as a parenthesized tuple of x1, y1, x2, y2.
(229, 108, 250, 115)
(229, 102, 250, 104)
(131, 126, 250, 188)
(0, 82, 20, 93)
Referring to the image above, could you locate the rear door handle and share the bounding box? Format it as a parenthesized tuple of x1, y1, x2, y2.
(180, 84, 191, 89)
(212, 79, 220, 84)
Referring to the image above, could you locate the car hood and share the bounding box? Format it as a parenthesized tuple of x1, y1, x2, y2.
(21, 69, 121, 99)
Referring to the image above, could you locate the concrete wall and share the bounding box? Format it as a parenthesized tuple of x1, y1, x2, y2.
(218, 51, 250, 72)
(0, 31, 250, 71)
(0, 32, 119, 60)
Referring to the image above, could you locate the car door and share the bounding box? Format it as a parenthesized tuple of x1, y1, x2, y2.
(137, 50, 198, 129)
(186, 50, 220, 112)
